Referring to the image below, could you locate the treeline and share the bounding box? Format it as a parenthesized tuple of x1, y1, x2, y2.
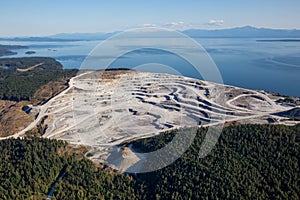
(0, 124, 299, 199)
(134, 124, 300, 199)
(0, 137, 146, 200)
(0, 137, 66, 199)
(0, 57, 78, 101)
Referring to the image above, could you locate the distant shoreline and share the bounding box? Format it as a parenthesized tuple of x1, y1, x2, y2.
(0, 44, 28, 57)
(256, 39, 300, 42)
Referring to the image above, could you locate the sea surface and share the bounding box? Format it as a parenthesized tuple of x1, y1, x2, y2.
(1, 38, 300, 97)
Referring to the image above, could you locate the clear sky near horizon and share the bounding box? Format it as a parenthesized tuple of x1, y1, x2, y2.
(0, 0, 300, 37)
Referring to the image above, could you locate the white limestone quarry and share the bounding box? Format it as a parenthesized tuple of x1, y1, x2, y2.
(4, 70, 298, 170)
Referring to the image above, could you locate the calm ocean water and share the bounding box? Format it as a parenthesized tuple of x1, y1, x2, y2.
(1, 38, 300, 97)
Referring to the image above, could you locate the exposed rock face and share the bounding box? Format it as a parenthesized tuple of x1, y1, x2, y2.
(1, 70, 298, 169)
(19, 70, 293, 168)
(274, 108, 300, 120)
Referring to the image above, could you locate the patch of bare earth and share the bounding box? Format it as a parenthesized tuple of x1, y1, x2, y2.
(32, 79, 69, 105)
(16, 62, 44, 72)
(0, 100, 35, 137)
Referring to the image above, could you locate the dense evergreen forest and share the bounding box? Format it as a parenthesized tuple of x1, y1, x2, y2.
(0, 57, 78, 101)
(0, 124, 299, 199)
(133, 124, 300, 199)
(0, 137, 145, 200)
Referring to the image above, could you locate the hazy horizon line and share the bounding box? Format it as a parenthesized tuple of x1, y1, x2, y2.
(1, 25, 300, 38)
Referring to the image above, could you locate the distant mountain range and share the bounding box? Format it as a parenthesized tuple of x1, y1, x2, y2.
(182, 26, 300, 38)
(50, 32, 120, 40)
(1, 26, 299, 41)
(0, 32, 121, 42)
(0, 37, 81, 42)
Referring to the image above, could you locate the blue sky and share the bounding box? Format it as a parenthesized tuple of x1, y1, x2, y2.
(0, 0, 300, 36)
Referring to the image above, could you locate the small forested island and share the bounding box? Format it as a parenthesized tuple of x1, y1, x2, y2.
(25, 50, 36, 55)
(0, 44, 28, 57)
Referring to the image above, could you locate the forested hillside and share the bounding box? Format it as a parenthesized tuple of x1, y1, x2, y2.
(0, 57, 77, 101)
(133, 124, 300, 199)
(0, 124, 299, 199)
(0, 137, 145, 199)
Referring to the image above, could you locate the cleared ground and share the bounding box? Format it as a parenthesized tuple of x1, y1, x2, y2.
(1, 70, 298, 169)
